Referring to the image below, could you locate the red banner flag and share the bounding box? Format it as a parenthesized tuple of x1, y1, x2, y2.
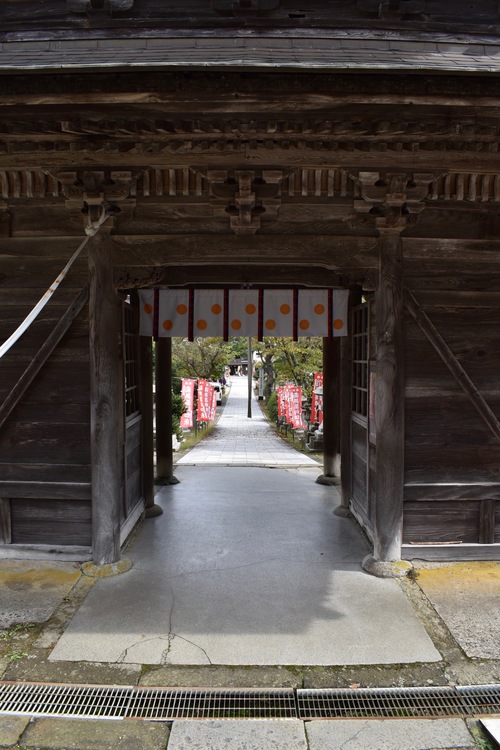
(197, 380, 217, 422)
(288, 385, 306, 429)
(277, 387, 286, 418)
(180, 379, 195, 429)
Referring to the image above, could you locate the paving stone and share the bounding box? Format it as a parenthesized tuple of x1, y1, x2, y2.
(0, 561, 81, 630)
(305, 718, 476, 750)
(20, 717, 169, 750)
(167, 720, 307, 749)
(0, 715, 31, 749)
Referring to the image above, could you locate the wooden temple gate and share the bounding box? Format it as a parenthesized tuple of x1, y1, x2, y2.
(1, 1, 500, 571)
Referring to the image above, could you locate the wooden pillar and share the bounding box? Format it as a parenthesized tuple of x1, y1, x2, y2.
(316, 336, 340, 485)
(139, 335, 162, 515)
(89, 231, 123, 565)
(155, 337, 178, 483)
(338, 289, 362, 514)
(371, 231, 405, 563)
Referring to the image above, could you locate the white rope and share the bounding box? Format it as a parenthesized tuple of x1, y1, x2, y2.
(0, 211, 109, 360)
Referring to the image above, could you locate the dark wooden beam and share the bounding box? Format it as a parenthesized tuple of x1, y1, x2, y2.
(111, 235, 378, 269)
(115, 264, 345, 289)
(89, 230, 124, 565)
(3, 148, 500, 171)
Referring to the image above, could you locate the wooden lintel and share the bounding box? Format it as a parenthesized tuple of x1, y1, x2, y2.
(115, 264, 345, 289)
(2, 149, 500, 172)
(111, 235, 378, 269)
(403, 238, 500, 263)
(404, 286, 500, 445)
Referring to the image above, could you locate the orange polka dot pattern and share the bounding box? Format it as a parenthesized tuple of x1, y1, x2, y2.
(139, 289, 349, 339)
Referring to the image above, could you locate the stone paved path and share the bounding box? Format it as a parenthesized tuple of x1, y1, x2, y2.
(176, 376, 319, 467)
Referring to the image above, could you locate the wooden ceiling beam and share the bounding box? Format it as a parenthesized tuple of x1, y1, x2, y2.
(115, 264, 344, 289)
(110, 234, 378, 268)
(2, 149, 500, 171)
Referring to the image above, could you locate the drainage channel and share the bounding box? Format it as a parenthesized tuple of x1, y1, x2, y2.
(0, 682, 499, 722)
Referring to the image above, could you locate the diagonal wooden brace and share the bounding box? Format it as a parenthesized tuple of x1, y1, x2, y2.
(404, 286, 500, 445)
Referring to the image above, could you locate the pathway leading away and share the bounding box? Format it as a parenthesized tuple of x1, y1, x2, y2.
(176, 376, 319, 466)
(48, 381, 439, 666)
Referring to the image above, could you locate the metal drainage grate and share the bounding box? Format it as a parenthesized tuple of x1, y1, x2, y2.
(296, 686, 500, 720)
(127, 688, 296, 720)
(0, 682, 132, 720)
(0, 683, 296, 721)
(1, 682, 499, 722)
(458, 685, 500, 716)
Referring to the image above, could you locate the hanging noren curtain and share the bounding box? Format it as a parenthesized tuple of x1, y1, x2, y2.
(139, 289, 349, 340)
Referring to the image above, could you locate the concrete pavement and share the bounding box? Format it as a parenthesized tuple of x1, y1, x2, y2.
(48, 465, 440, 666)
(0, 377, 498, 750)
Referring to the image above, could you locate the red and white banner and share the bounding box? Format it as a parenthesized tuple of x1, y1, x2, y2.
(311, 372, 324, 425)
(288, 385, 306, 429)
(278, 384, 306, 429)
(197, 379, 217, 423)
(179, 378, 195, 429)
(277, 387, 287, 418)
(139, 289, 348, 339)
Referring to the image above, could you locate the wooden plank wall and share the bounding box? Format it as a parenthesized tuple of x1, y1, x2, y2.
(403, 240, 500, 546)
(124, 415, 143, 522)
(0, 240, 92, 547)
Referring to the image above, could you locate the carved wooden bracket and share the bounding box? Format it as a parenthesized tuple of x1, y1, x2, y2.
(48, 169, 139, 231)
(205, 169, 285, 235)
(353, 171, 434, 233)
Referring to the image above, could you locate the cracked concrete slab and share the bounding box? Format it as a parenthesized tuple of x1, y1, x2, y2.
(168, 720, 307, 750)
(49, 466, 440, 666)
(305, 718, 476, 750)
(0, 715, 31, 749)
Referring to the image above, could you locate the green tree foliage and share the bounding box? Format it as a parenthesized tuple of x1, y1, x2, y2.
(172, 337, 232, 381)
(171, 391, 187, 440)
(255, 337, 322, 397)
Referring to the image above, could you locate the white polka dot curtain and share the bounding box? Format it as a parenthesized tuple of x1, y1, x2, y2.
(139, 289, 349, 339)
